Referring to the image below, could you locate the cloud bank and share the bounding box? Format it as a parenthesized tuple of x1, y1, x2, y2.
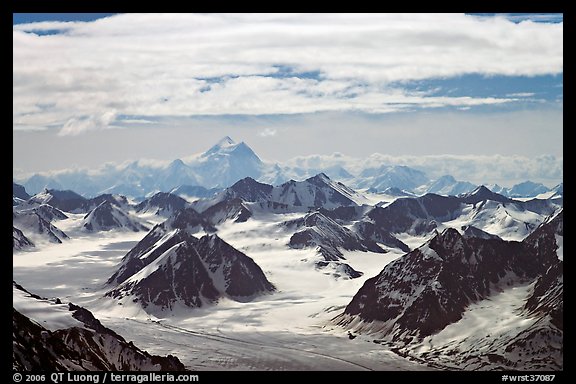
(13, 13, 563, 135)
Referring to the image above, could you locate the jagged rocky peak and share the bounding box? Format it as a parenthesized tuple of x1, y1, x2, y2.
(203, 136, 260, 160)
(107, 226, 197, 286)
(165, 206, 216, 234)
(462, 185, 511, 204)
(306, 172, 332, 185)
(338, 218, 561, 337)
(227, 177, 273, 201)
(286, 211, 384, 279)
(272, 172, 364, 209)
(106, 229, 275, 312)
(195, 234, 276, 298)
(135, 191, 188, 215)
(202, 197, 252, 225)
(334, 213, 563, 369)
(82, 201, 148, 232)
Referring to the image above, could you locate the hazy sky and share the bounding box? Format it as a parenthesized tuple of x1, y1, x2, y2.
(13, 13, 563, 185)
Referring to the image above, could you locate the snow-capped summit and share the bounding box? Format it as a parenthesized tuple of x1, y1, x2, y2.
(286, 211, 384, 279)
(202, 136, 236, 156)
(82, 201, 148, 232)
(225, 177, 274, 202)
(27, 189, 87, 213)
(272, 173, 368, 210)
(194, 174, 370, 216)
(135, 192, 189, 217)
(508, 181, 550, 198)
(461, 185, 511, 204)
(192, 137, 264, 188)
(156, 159, 200, 190)
(106, 231, 275, 312)
(423, 175, 477, 196)
(356, 165, 430, 192)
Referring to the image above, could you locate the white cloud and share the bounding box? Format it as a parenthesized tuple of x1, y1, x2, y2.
(506, 92, 536, 97)
(13, 13, 563, 135)
(59, 111, 117, 136)
(258, 128, 277, 137)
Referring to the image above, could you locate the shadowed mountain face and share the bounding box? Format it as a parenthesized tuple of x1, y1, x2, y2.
(135, 192, 189, 217)
(13, 210, 69, 245)
(334, 211, 563, 370)
(13, 282, 186, 371)
(82, 201, 148, 232)
(13, 227, 34, 250)
(106, 230, 275, 312)
(13, 182, 31, 200)
(339, 214, 560, 338)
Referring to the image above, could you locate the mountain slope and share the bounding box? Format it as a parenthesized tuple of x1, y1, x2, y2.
(190, 136, 264, 188)
(272, 173, 367, 209)
(135, 192, 189, 217)
(13, 227, 34, 250)
(82, 201, 148, 232)
(423, 175, 477, 196)
(333, 210, 563, 370)
(285, 211, 385, 279)
(27, 189, 87, 213)
(13, 282, 186, 371)
(13, 182, 31, 200)
(13, 210, 69, 245)
(356, 165, 429, 192)
(106, 227, 275, 312)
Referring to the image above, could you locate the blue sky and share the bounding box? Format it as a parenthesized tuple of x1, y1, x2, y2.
(13, 13, 562, 186)
(13, 13, 117, 24)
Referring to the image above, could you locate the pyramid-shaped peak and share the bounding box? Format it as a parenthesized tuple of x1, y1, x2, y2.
(307, 173, 331, 183)
(470, 185, 492, 195)
(169, 158, 186, 168)
(203, 136, 240, 156)
(462, 185, 510, 204)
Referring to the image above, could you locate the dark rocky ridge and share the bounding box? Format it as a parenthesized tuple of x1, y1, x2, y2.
(13, 227, 34, 250)
(13, 283, 186, 371)
(338, 212, 562, 340)
(13, 182, 31, 200)
(106, 230, 275, 311)
(82, 201, 148, 232)
(135, 192, 189, 216)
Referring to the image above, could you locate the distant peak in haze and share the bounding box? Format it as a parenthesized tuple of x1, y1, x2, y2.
(203, 136, 238, 157)
(219, 136, 235, 146)
(214, 136, 236, 149)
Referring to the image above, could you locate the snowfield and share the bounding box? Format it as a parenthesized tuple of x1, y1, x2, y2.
(13, 211, 432, 371)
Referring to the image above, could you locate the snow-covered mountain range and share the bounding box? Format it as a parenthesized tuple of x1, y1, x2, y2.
(13, 156, 563, 371)
(14, 137, 562, 201)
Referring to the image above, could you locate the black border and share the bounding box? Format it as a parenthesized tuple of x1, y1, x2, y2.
(10, 4, 568, 381)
